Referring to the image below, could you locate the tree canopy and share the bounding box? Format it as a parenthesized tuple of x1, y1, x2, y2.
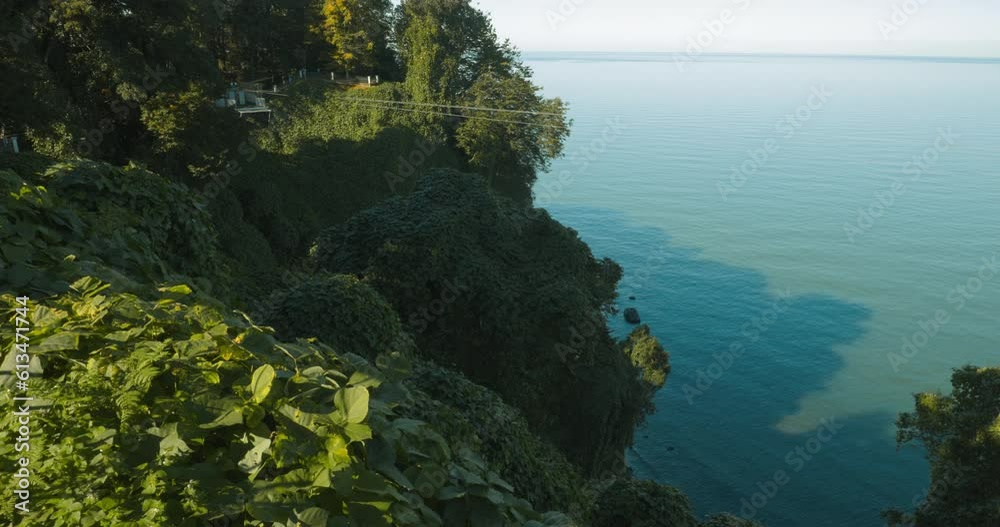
(885, 366, 1000, 527)
(311, 169, 667, 475)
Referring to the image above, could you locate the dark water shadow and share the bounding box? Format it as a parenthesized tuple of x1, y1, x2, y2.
(546, 204, 928, 527)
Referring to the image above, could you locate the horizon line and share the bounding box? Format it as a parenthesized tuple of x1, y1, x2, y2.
(520, 50, 1000, 63)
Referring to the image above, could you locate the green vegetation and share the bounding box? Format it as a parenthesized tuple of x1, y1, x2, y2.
(311, 168, 653, 475)
(17, 1, 993, 526)
(259, 273, 416, 360)
(884, 366, 1000, 527)
(0, 278, 574, 526)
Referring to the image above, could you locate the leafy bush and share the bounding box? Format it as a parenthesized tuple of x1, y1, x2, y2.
(620, 325, 671, 422)
(404, 360, 589, 516)
(0, 160, 227, 296)
(701, 514, 765, 527)
(0, 279, 574, 526)
(311, 168, 654, 475)
(260, 273, 416, 361)
(591, 479, 699, 527)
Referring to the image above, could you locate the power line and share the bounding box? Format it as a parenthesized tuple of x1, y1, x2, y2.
(335, 99, 565, 129)
(239, 88, 565, 128)
(338, 97, 564, 117)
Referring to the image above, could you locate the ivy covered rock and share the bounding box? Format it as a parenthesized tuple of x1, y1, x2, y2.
(403, 360, 589, 517)
(259, 273, 415, 360)
(311, 168, 656, 475)
(591, 479, 699, 527)
(620, 325, 671, 421)
(701, 513, 766, 527)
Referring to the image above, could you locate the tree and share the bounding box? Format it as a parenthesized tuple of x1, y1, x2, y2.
(394, 0, 525, 101)
(455, 71, 570, 201)
(314, 0, 392, 77)
(214, 0, 311, 79)
(885, 366, 1000, 526)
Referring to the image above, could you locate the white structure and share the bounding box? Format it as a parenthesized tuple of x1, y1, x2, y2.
(1, 134, 19, 154)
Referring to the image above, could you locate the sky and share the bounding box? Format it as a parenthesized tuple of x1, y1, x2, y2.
(468, 0, 1000, 57)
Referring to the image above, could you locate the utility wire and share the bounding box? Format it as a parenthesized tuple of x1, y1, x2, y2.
(338, 97, 564, 117)
(239, 88, 564, 128)
(333, 99, 564, 129)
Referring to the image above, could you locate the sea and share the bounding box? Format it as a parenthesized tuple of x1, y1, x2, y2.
(526, 51, 1000, 527)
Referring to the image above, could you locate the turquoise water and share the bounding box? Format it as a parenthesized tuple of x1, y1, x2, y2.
(526, 52, 1000, 527)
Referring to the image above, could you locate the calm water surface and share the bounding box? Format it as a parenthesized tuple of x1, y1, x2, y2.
(526, 52, 1000, 527)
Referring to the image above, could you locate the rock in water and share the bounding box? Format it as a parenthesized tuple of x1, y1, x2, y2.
(624, 308, 641, 324)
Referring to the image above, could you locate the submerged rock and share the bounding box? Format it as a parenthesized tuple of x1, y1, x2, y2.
(624, 307, 641, 324)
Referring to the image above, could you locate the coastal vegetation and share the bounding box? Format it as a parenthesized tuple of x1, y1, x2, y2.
(0, 1, 995, 526)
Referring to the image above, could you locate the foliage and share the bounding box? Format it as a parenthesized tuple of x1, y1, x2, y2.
(0, 278, 575, 526)
(591, 479, 699, 527)
(313, 0, 393, 76)
(700, 514, 766, 527)
(394, 0, 526, 102)
(620, 325, 671, 422)
(392, 0, 568, 199)
(260, 273, 416, 361)
(311, 169, 659, 476)
(455, 72, 570, 201)
(213, 0, 314, 79)
(403, 360, 589, 517)
(885, 366, 1000, 527)
(2, 0, 225, 163)
(0, 161, 226, 297)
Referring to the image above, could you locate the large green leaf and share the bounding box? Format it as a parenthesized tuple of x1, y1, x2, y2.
(334, 386, 369, 424)
(250, 364, 276, 403)
(295, 507, 330, 527)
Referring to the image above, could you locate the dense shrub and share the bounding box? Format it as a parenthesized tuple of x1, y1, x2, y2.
(404, 360, 589, 516)
(620, 325, 672, 422)
(311, 168, 666, 475)
(0, 162, 225, 297)
(260, 273, 415, 360)
(3, 160, 227, 290)
(701, 514, 765, 527)
(591, 479, 699, 527)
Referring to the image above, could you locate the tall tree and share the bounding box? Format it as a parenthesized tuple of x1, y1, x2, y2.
(314, 0, 391, 77)
(455, 71, 570, 200)
(885, 366, 1000, 527)
(394, 0, 524, 101)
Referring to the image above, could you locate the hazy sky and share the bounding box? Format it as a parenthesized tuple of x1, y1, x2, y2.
(468, 0, 1000, 57)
